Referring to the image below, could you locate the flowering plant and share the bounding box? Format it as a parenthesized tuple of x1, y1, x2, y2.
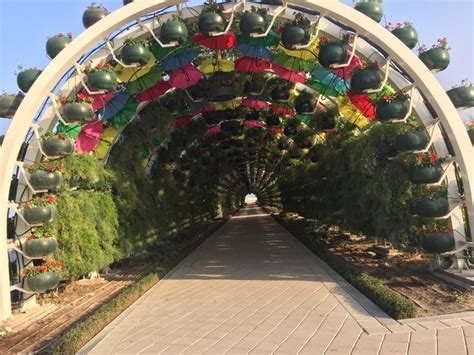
(26, 225, 57, 240)
(318, 33, 352, 48)
(42, 131, 70, 140)
(416, 224, 453, 237)
(59, 92, 93, 105)
(248, 5, 268, 17)
(48, 32, 72, 39)
(385, 21, 412, 31)
(23, 194, 59, 209)
(290, 12, 311, 27)
(27, 161, 64, 174)
(417, 186, 448, 199)
(88, 3, 108, 11)
(202, 3, 224, 14)
(123, 38, 150, 47)
(351, 60, 379, 76)
(84, 62, 115, 74)
(418, 37, 451, 54)
(451, 79, 472, 89)
(14, 65, 41, 76)
(380, 89, 410, 103)
(468, 119, 474, 131)
(21, 260, 64, 277)
(403, 152, 445, 168)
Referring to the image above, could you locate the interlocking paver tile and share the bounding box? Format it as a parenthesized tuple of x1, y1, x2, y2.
(437, 327, 467, 355)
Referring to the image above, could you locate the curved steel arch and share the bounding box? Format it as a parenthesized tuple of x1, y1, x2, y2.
(0, 0, 473, 320)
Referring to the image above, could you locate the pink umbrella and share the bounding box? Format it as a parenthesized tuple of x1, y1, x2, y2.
(81, 90, 115, 110)
(242, 97, 269, 109)
(192, 32, 237, 50)
(267, 127, 284, 134)
(170, 64, 202, 89)
(272, 64, 307, 84)
(269, 104, 295, 116)
(244, 120, 266, 128)
(191, 103, 214, 116)
(235, 57, 271, 73)
(329, 52, 362, 80)
(136, 80, 172, 102)
(206, 125, 222, 136)
(174, 114, 193, 128)
(75, 120, 103, 153)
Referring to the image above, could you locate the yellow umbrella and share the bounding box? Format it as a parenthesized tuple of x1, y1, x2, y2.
(199, 58, 235, 74)
(337, 96, 370, 128)
(214, 98, 242, 110)
(279, 39, 320, 61)
(115, 53, 156, 83)
(94, 127, 119, 160)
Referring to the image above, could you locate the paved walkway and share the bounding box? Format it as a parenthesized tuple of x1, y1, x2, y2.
(82, 207, 474, 354)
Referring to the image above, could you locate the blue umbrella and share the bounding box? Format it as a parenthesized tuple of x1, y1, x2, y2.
(308, 67, 350, 97)
(101, 93, 130, 120)
(162, 49, 199, 72)
(235, 43, 273, 60)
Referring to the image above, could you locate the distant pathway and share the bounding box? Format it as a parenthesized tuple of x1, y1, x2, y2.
(83, 207, 474, 354)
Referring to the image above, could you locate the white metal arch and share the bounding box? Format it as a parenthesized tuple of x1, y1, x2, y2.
(0, 0, 473, 321)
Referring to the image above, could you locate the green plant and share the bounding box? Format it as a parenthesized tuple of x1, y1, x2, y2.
(42, 131, 71, 140)
(123, 37, 149, 47)
(27, 161, 64, 174)
(21, 260, 64, 277)
(23, 194, 59, 209)
(418, 37, 450, 54)
(416, 223, 453, 237)
(385, 21, 412, 31)
(60, 92, 93, 105)
(403, 152, 445, 168)
(27, 225, 57, 240)
(49, 32, 72, 40)
(84, 62, 115, 74)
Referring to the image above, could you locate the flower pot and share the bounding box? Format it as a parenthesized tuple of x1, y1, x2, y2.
(122, 43, 150, 66)
(408, 166, 442, 184)
(25, 272, 60, 292)
(87, 71, 117, 92)
(421, 233, 455, 254)
(246, 111, 260, 121)
(318, 44, 348, 68)
(220, 120, 243, 135)
(0, 94, 23, 118)
(271, 87, 291, 102)
(23, 205, 55, 225)
(375, 97, 409, 122)
(315, 113, 336, 131)
(354, 2, 384, 23)
(46, 36, 72, 59)
(17, 69, 42, 93)
(418, 48, 450, 72)
(446, 86, 474, 109)
(375, 140, 398, 158)
(391, 26, 418, 49)
(281, 24, 310, 49)
(29, 171, 63, 191)
(240, 12, 267, 36)
(395, 131, 428, 152)
(469, 130, 474, 145)
(159, 21, 188, 44)
(415, 197, 449, 218)
(82, 6, 108, 28)
(23, 238, 58, 258)
(266, 115, 281, 127)
(284, 126, 298, 136)
(198, 12, 226, 36)
(351, 69, 381, 93)
(207, 87, 235, 102)
(62, 102, 94, 124)
(41, 137, 74, 159)
(295, 97, 314, 114)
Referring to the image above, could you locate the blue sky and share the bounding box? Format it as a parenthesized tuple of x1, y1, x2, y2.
(0, 0, 472, 134)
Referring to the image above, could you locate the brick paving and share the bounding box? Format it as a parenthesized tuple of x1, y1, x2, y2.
(82, 207, 473, 354)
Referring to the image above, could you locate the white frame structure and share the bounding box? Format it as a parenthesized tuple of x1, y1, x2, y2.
(0, 0, 473, 321)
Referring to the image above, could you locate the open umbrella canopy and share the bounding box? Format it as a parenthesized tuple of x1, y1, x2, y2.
(126, 66, 163, 94)
(101, 93, 130, 120)
(337, 96, 370, 128)
(237, 31, 280, 47)
(162, 48, 199, 72)
(244, 120, 266, 128)
(272, 53, 314, 72)
(214, 98, 241, 110)
(135, 80, 172, 102)
(115, 53, 156, 83)
(267, 127, 284, 135)
(235, 56, 271, 73)
(368, 84, 396, 101)
(307, 67, 350, 97)
(94, 126, 119, 160)
(75, 120, 103, 153)
(272, 64, 307, 84)
(242, 96, 269, 109)
(329, 52, 362, 80)
(192, 32, 237, 50)
(81, 90, 115, 110)
(235, 43, 273, 60)
(279, 39, 319, 61)
(348, 91, 376, 120)
(199, 58, 235, 74)
(174, 114, 193, 128)
(269, 103, 296, 116)
(56, 122, 83, 139)
(150, 39, 194, 60)
(170, 64, 202, 89)
(207, 125, 222, 136)
(110, 98, 139, 128)
(190, 100, 215, 115)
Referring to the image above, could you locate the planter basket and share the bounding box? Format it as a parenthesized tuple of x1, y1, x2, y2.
(446, 86, 474, 109)
(408, 166, 442, 184)
(351, 69, 381, 93)
(87, 71, 117, 92)
(207, 87, 235, 102)
(395, 131, 428, 152)
(271, 87, 291, 102)
(41, 137, 74, 159)
(46, 36, 72, 59)
(421, 233, 455, 254)
(266, 115, 281, 127)
(0, 94, 23, 118)
(198, 12, 226, 36)
(415, 197, 449, 218)
(418, 48, 450, 72)
(295, 97, 314, 114)
(246, 111, 260, 121)
(17, 69, 42, 93)
(391, 27, 418, 49)
(25, 272, 60, 293)
(82, 6, 108, 28)
(29, 171, 63, 191)
(354, 2, 384, 23)
(61, 102, 95, 124)
(318, 44, 348, 68)
(281, 24, 310, 49)
(375, 97, 409, 122)
(23, 238, 58, 258)
(240, 12, 266, 36)
(122, 43, 151, 66)
(22, 205, 55, 225)
(159, 21, 188, 44)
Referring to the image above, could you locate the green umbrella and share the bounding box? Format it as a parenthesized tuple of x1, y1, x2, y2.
(295, 114, 311, 125)
(272, 52, 315, 73)
(306, 78, 343, 97)
(237, 31, 280, 47)
(111, 98, 139, 128)
(126, 66, 163, 94)
(150, 39, 194, 61)
(57, 122, 83, 139)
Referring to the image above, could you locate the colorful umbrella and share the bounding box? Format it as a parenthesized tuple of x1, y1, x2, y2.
(214, 98, 241, 111)
(111, 99, 139, 128)
(169, 64, 202, 89)
(135, 80, 172, 102)
(244, 120, 266, 128)
(174, 114, 193, 128)
(272, 53, 314, 72)
(101, 93, 130, 120)
(75, 120, 103, 153)
(235, 57, 271, 73)
(190, 100, 214, 115)
(269, 104, 296, 116)
(94, 126, 119, 160)
(267, 127, 284, 135)
(237, 31, 280, 47)
(150, 39, 194, 61)
(192, 32, 237, 50)
(272, 64, 307, 84)
(242, 96, 269, 109)
(348, 91, 376, 120)
(337, 95, 370, 128)
(162, 49, 199, 72)
(329, 52, 362, 80)
(56, 122, 83, 139)
(235, 43, 273, 60)
(206, 125, 222, 136)
(368, 84, 395, 101)
(295, 113, 312, 125)
(115, 54, 156, 83)
(307, 67, 350, 97)
(126, 66, 163, 94)
(199, 58, 235, 74)
(279, 39, 319, 61)
(81, 90, 115, 110)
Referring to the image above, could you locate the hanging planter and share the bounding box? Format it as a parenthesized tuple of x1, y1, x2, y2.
(16, 66, 42, 93)
(446, 80, 474, 109)
(121, 38, 151, 66)
(351, 61, 382, 93)
(271, 87, 291, 102)
(395, 130, 428, 152)
(295, 92, 314, 114)
(375, 91, 409, 122)
(22, 261, 63, 292)
(208, 87, 236, 102)
(386, 22, 418, 49)
(159, 20, 188, 44)
(415, 197, 449, 218)
(60, 93, 95, 124)
(246, 111, 260, 121)
(284, 125, 298, 136)
(418, 38, 450, 72)
(23, 227, 58, 258)
(265, 114, 281, 127)
(240, 8, 268, 36)
(354, 0, 384, 23)
(46, 33, 72, 59)
(82, 3, 109, 28)
(86, 63, 117, 92)
(314, 109, 337, 131)
(41, 132, 74, 159)
(220, 120, 243, 136)
(0, 92, 24, 118)
(22, 194, 59, 225)
(318, 35, 349, 68)
(405, 152, 444, 184)
(418, 225, 455, 254)
(198, 5, 226, 36)
(27, 162, 64, 191)
(281, 13, 311, 50)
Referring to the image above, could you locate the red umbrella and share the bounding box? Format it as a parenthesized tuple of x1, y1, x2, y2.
(242, 97, 269, 109)
(75, 120, 103, 153)
(272, 64, 307, 84)
(270, 104, 296, 116)
(191, 102, 214, 116)
(192, 32, 237, 50)
(329, 52, 362, 81)
(81, 90, 115, 110)
(244, 120, 266, 128)
(348, 91, 376, 120)
(170, 64, 202, 89)
(174, 114, 193, 128)
(136, 80, 171, 102)
(235, 57, 271, 73)
(206, 125, 222, 136)
(267, 127, 284, 134)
